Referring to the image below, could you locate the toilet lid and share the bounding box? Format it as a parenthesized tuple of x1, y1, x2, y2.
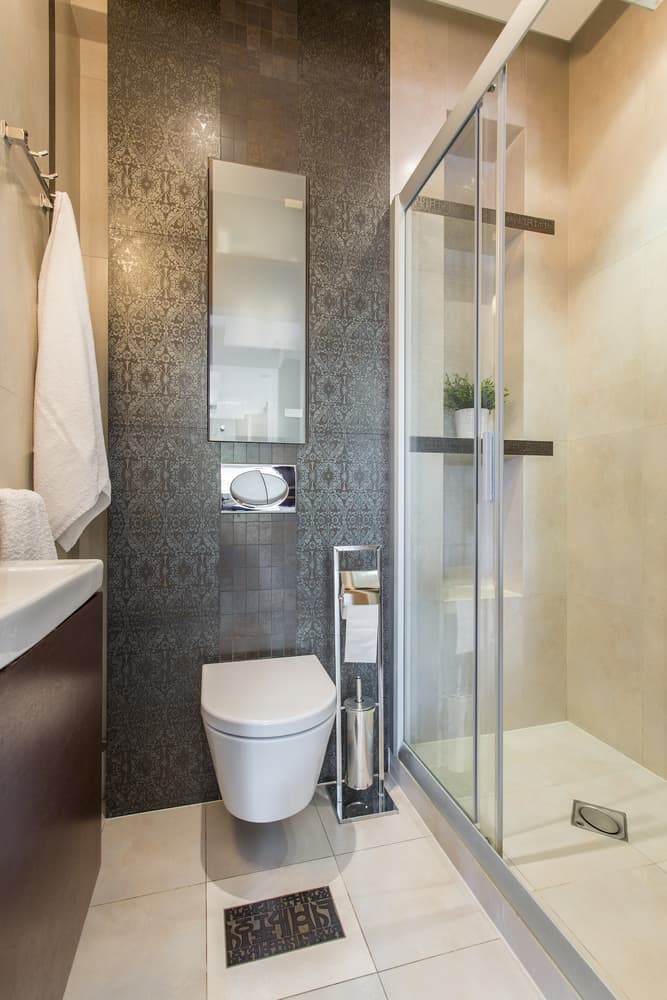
(201, 654, 336, 739)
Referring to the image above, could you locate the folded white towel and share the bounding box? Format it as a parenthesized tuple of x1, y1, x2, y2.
(34, 192, 110, 551)
(0, 489, 57, 560)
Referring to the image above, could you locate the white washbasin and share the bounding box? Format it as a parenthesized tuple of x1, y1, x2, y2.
(0, 560, 103, 669)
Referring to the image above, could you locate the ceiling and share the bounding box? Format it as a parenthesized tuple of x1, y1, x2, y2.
(425, 0, 603, 41)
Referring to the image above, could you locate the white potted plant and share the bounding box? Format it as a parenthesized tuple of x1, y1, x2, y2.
(443, 374, 508, 438)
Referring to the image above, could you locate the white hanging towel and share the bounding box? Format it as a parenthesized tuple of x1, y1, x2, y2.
(34, 192, 110, 551)
(0, 489, 57, 560)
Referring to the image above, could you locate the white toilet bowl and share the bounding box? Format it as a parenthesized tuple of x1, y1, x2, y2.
(201, 654, 336, 823)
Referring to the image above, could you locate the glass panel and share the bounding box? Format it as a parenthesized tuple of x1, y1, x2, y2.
(404, 111, 479, 820)
(477, 70, 506, 850)
(208, 160, 307, 444)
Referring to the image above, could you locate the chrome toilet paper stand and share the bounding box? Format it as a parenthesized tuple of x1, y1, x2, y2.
(327, 545, 397, 824)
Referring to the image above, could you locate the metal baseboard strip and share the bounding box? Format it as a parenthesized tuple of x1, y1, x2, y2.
(394, 746, 617, 1000)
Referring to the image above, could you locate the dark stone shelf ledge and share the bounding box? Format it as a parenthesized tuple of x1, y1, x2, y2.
(410, 436, 554, 457)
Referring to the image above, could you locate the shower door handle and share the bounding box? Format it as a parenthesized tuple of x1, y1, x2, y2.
(483, 430, 495, 503)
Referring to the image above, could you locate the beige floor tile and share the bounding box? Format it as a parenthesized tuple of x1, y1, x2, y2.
(314, 782, 428, 855)
(64, 884, 206, 1000)
(560, 764, 667, 865)
(205, 799, 331, 881)
(538, 865, 667, 1000)
(92, 804, 206, 905)
(337, 837, 496, 971)
(380, 940, 543, 999)
(283, 975, 386, 1000)
(504, 722, 635, 790)
(503, 782, 651, 891)
(206, 857, 374, 1000)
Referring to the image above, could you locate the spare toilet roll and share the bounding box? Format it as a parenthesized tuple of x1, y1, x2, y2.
(344, 604, 379, 663)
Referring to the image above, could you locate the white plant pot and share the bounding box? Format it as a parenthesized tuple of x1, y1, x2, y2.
(454, 408, 489, 438)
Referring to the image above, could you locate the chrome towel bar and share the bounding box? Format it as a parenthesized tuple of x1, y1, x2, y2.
(1, 119, 55, 210)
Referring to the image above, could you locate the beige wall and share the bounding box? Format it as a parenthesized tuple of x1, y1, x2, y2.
(0, 1, 50, 489)
(75, 0, 108, 566)
(392, 0, 569, 735)
(0, 0, 108, 569)
(394, 0, 667, 774)
(566, 1, 667, 772)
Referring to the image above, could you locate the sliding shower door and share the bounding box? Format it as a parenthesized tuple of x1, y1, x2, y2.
(403, 76, 506, 849)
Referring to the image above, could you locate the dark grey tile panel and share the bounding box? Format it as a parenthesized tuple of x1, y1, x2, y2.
(107, 0, 391, 811)
(297, 0, 391, 780)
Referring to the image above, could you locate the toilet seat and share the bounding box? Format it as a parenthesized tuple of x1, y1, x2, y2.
(201, 654, 336, 739)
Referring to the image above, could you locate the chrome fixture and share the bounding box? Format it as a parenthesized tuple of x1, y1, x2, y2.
(1, 120, 56, 210)
(571, 800, 629, 842)
(328, 545, 397, 823)
(220, 464, 296, 513)
(344, 676, 375, 791)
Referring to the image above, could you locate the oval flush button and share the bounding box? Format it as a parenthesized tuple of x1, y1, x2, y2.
(263, 473, 289, 505)
(230, 469, 289, 508)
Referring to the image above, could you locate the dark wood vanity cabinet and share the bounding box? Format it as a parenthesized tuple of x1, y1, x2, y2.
(0, 593, 103, 1000)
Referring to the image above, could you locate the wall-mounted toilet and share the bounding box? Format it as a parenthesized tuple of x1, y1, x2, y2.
(201, 654, 336, 823)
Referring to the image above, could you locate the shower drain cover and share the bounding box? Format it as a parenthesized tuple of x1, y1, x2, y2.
(571, 800, 628, 841)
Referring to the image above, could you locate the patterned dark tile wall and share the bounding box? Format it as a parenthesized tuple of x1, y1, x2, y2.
(296, 0, 391, 778)
(107, 0, 390, 815)
(107, 0, 222, 816)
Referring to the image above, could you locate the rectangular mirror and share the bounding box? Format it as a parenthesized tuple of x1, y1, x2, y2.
(208, 159, 307, 444)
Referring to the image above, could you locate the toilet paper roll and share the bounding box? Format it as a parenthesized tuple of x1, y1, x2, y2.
(344, 604, 379, 663)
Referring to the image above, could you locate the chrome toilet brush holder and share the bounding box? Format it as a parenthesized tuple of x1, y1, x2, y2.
(326, 545, 397, 823)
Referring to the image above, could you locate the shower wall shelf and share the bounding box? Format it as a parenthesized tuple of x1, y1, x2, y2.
(412, 197, 554, 254)
(413, 196, 555, 237)
(410, 436, 553, 457)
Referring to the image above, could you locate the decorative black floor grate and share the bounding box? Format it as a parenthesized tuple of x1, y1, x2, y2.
(224, 885, 346, 967)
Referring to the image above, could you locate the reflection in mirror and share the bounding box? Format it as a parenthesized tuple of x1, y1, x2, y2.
(208, 159, 307, 444)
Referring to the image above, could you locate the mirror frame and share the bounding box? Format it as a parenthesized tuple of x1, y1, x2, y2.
(207, 157, 309, 446)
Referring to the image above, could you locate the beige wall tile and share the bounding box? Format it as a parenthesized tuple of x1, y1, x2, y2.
(569, 4, 654, 282)
(566, 5, 667, 771)
(504, 595, 566, 732)
(567, 432, 643, 609)
(640, 233, 667, 429)
(522, 447, 566, 598)
(55, 0, 81, 223)
(80, 37, 107, 81)
(643, 425, 667, 619)
(568, 251, 644, 441)
(80, 74, 108, 259)
(390, 0, 500, 199)
(444, 8, 499, 116)
(0, 387, 34, 489)
(567, 594, 643, 761)
(390, 0, 450, 198)
(0, 0, 49, 490)
(642, 612, 667, 778)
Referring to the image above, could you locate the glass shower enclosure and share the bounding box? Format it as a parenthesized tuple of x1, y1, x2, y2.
(398, 73, 507, 852)
(394, 0, 667, 996)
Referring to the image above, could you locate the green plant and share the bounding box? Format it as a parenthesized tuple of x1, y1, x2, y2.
(443, 373, 508, 411)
